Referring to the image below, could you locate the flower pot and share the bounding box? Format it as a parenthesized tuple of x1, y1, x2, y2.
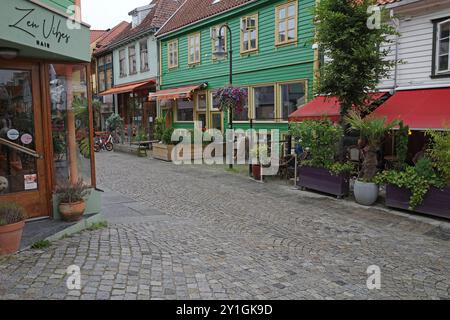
(0, 220, 25, 255)
(59, 201, 86, 222)
(386, 184, 450, 219)
(297, 166, 350, 198)
(252, 164, 262, 181)
(354, 180, 379, 206)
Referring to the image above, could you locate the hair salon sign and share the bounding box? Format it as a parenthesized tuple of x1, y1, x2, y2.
(0, 0, 90, 62)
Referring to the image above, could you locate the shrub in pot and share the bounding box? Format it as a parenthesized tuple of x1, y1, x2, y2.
(289, 119, 354, 197)
(345, 111, 399, 205)
(375, 131, 450, 218)
(56, 179, 91, 222)
(0, 203, 27, 255)
(250, 144, 269, 181)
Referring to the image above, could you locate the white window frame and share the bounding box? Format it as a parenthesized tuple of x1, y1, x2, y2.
(188, 33, 201, 65)
(168, 39, 178, 69)
(140, 39, 149, 72)
(436, 19, 450, 74)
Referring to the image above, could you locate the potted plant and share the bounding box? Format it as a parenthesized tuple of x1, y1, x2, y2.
(290, 119, 354, 198)
(0, 203, 27, 255)
(250, 144, 270, 181)
(153, 127, 177, 161)
(55, 179, 91, 222)
(345, 111, 399, 205)
(375, 131, 450, 219)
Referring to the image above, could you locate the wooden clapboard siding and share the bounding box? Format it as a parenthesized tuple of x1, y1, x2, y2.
(159, 0, 316, 131)
(379, 5, 450, 90)
(38, 0, 76, 13)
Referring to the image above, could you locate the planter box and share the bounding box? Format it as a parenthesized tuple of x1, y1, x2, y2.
(153, 144, 174, 161)
(386, 184, 450, 219)
(297, 166, 350, 198)
(252, 164, 262, 181)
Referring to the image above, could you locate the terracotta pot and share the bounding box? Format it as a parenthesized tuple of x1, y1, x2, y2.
(0, 220, 25, 255)
(59, 201, 86, 222)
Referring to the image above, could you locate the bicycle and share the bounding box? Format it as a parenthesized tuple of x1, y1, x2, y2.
(94, 133, 114, 152)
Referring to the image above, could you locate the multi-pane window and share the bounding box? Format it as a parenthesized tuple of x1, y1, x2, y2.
(241, 15, 258, 53)
(97, 54, 113, 92)
(196, 92, 207, 112)
(168, 40, 178, 69)
(280, 82, 305, 120)
(254, 86, 275, 121)
(211, 26, 226, 59)
(140, 39, 149, 72)
(234, 88, 249, 121)
(275, 1, 298, 45)
(119, 49, 127, 77)
(128, 45, 137, 74)
(176, 98, 194, 121)
(188, 33, 201, 64)
(437, 20, 450, 73)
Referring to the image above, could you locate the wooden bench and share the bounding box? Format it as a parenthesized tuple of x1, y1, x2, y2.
(130, 140, 159, 157)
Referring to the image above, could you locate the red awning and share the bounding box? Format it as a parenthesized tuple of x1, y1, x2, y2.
(289, 92, 387, 123)
(371, 88, 450, 130)
(149, 84, 203, 101)
(99, 79, 156, 96)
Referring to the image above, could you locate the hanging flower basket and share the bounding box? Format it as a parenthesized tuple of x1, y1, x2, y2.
(214, 87, 248, 115)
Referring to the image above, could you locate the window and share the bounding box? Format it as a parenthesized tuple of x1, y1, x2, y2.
(275, 1, 298, 45)
(211, 90, 221, 111)
(211, 25, 226, 59)
(105, 68, 113, 90)
(98, 70, 105, 92)
(279, 82, 305, 120)
(176, 98, 194, 121)
(128, 45, 137, 74)
(188, 33, 201, 65)
(436, 19, 450, 74)
(196, 92, 207, 111)
(119, 49, 127, 77)
(140, 39, 149, 72)
(234, 88, 249, 121)
(241, 14, 258, 53)
(168, 39, 178, 69)
(254, 86, 275, 121)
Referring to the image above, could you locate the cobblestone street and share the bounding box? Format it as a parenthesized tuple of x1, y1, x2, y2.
(1, 151, 450, 300)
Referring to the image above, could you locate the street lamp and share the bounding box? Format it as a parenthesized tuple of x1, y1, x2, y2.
(214, 24, 234, 169)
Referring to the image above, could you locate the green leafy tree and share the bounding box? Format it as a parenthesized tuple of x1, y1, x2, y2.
(315, 0, 397, 118)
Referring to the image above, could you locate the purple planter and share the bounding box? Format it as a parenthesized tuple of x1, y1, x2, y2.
(386, 184, 450, 219)
(297, 166, 350, 198)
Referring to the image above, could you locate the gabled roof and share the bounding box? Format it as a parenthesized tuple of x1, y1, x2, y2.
(377, 0, 402, 5)
(156, 0, 256, 37)
(111, 0, 181, 45)
(93, 21, 130, 56)
(90, 30, 107, 44)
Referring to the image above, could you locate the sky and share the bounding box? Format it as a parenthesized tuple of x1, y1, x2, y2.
(81, 0, 152, 30)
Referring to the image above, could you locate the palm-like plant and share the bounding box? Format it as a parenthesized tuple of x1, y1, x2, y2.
(345, 111, 399, 181)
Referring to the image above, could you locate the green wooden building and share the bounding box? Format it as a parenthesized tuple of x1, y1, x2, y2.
(154, 0, 317, 137)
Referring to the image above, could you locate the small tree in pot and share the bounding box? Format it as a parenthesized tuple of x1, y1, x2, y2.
(250, 143, 269, 181)
(0, 203, 27, 255)
(345, 111, 399, 205)
(55, 179, 91, 222)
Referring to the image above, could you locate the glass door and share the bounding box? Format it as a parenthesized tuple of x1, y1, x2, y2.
(0, 65, 49, 218)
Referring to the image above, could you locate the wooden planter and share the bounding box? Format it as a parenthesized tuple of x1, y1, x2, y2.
(0, 220, 25, 255)
(153, 144, 175, 161)
(297, 166, 350, 198)
(386, 184, 450, 219)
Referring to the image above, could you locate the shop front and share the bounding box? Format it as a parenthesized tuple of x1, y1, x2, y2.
(0, 0, 98, 219)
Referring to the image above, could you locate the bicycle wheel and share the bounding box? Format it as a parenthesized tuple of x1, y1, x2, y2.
(94, 143, 101, 153)
(105, 142, 114, 152)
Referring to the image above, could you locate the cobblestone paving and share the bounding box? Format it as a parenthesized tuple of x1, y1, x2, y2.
(1, 152, 450, 300)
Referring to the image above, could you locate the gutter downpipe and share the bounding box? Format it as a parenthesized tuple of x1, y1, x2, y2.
(391, 9, 400, 94)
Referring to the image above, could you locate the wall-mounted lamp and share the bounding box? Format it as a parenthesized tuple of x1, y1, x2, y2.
(312, 43, 319, 50)
(0, 48, 19, 60)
